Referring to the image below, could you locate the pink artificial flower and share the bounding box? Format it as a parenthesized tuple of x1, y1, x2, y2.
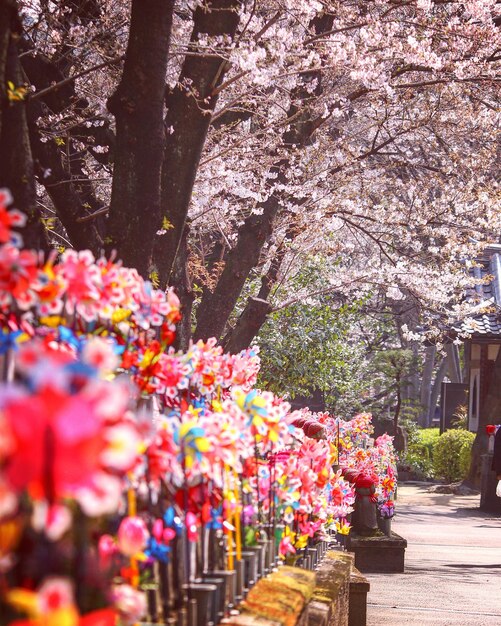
(117, 516, 149, 556)
(0, 386, 106, 500)
(98, 534, 118, 568)
(279, 534, 296, 557)
(34, 255, 66, 316)
(186, 511, 200, 542)
(75, 472, 123, 517)
(0, 244, 38, 310)
(82, 337, 120, 373)
(112, 584, 147, 625)
(59, 249, 102, 322)
(101, 423, 140, 472)
(152, 519, 164, 542)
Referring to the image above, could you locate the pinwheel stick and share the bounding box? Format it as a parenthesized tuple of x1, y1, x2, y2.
(233, 470, 242, 561)
(127, 485, 140, 588)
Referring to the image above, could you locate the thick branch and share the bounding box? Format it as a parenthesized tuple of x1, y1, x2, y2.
(29, 128, 103, 252)
(222, 223, 299, 352)
(193, 168, 283, 342)
(21, 49, 104, 251)
(30, 55, 124, 102)
(153, 0, 243, 285)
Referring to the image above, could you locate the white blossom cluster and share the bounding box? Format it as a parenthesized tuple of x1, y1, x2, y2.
(17, 0, 501, 335)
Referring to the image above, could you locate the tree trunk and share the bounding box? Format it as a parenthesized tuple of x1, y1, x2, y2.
(107, 0, 174, 277)
(429, 356, 447, 426)
(193, 67, 330, 342)
(168, 8, 333, 331)
(0, 1, 15, 138)
(445, 343, 462, 383)
(0, 5, 46, 249)
(223, 297, 272, 354)
(466, 348, 501, 487)
(419, 345, 436, 426)
(153, 0, 243, 285)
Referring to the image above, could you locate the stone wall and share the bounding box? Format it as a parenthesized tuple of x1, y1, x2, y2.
(222, 550, 368, 626)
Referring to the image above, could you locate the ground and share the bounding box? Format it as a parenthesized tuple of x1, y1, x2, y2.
(367, 483, 501, 625)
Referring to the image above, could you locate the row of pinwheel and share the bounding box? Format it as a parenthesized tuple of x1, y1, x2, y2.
(0, 189, 394, 626)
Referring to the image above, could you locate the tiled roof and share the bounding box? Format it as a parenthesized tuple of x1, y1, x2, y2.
(458, 247, 501, 337)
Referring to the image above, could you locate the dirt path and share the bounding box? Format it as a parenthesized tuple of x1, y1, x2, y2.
(366, 483, 501, 625)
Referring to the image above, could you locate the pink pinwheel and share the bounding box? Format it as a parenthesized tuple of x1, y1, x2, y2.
(0, 344, 139, 520)
(0, 189, 26, 247)
(59, 249, 103, 322)
(0, 244, 38, 311)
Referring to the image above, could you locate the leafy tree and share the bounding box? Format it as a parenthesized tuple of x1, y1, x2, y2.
(369, 349, 419, 436)
(257, 298, 368, 415)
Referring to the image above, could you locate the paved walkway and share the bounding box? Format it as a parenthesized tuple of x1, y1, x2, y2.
(367, 483, 501, 625)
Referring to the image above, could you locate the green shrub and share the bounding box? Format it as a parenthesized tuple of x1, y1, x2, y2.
(433, 429, 475, 482)
(419, 427, 440, 452)
(401, 427, 440, 479)
(458, 438, 473, 477)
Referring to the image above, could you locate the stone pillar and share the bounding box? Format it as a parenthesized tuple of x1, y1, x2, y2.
(349, 568, 370, 626)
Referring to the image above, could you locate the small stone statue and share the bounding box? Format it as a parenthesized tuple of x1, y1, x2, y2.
(342, 468, 378, 533)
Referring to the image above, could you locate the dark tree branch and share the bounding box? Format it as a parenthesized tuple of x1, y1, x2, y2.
(20, 47, 104, 251)
(153, 0, 243, 285)
(29, 128, 103, 252)
(30, 55, 124, 102)
(222, 222, 300, 352)
(193, 10, 336, 343)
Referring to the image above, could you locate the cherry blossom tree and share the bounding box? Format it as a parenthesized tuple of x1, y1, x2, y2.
(0, 0, 499, 349)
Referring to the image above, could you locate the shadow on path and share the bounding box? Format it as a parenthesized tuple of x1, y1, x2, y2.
(366, 484, 501, 625)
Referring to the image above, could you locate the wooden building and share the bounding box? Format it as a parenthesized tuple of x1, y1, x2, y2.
(459, 245, 501, 432)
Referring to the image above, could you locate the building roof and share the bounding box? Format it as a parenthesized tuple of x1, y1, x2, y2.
(459, 246, 501, 338)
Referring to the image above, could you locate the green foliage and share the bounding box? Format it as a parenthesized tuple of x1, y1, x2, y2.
(401, 425, 440, 478)
(459, 437, 473, 477)
(451, 404, 468, 430)
(364, 350, 421, 427)
(253, 255, 374, 414)
(371, 349, 417, 383)
(433, 429, 475, 483)
(257, 298, 367, 414)
(419, 427, 441, 453)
